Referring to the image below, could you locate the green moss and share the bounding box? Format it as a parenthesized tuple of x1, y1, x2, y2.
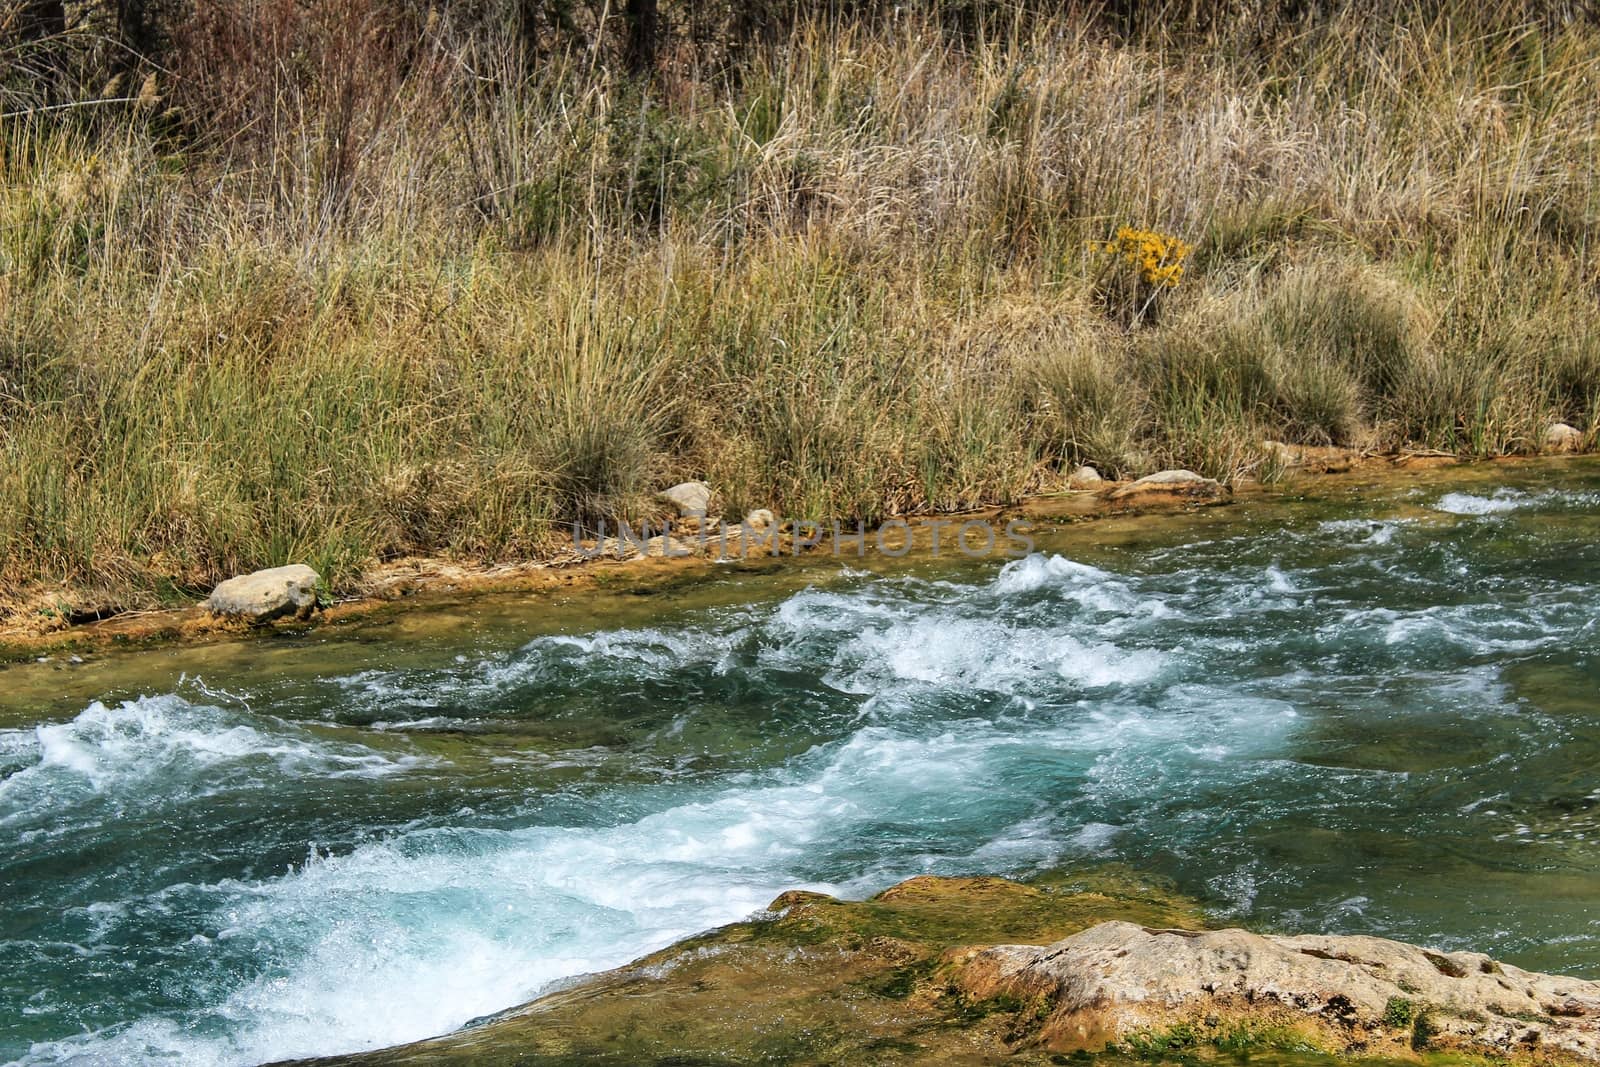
(1211, 1021, 1322, 1055)
(1383, 995, 1417, 1029)
(1412, 1010, 1440, 1051)
(1119, 1022, 1201, 1057)
(946, 991, 1028, 1026)
(860, 960, 936, 1000)
(1114, 1020, 1324, 1060)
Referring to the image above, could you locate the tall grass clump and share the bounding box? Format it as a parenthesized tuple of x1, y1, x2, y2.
(1, 0, 1598, 617)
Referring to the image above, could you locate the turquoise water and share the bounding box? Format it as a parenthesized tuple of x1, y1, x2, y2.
(3, 462, 1599, 1065)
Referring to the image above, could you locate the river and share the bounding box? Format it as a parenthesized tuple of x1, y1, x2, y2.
(4, 460, 1599, 1065)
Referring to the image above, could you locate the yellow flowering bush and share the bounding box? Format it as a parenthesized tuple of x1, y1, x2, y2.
(1088, 226, 1194, 326)
(1095, 226, 1192, 288)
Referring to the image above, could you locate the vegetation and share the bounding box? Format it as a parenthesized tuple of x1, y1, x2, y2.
(1116, 1019, 1323, 1058)
(2, 0, 1598, 614)
(1384, 996, 1418, 1029)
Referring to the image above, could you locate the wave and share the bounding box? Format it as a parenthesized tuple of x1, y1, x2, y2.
(0, 696, 430, 825)
(17, 675, 1308, 1065)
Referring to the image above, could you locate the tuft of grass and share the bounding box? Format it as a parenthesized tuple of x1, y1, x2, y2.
(1384, 995, 1418, 1029)
(1029, 315, 1147, 478)
(1119, 1021, 1201, 1058)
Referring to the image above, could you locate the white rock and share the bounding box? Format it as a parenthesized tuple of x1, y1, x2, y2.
(1545, 423, 1584, 453)
(659, 481, 715, 516)
(1068, 465, 1103, 489)
(1108, 469, 1226, 504)
(958, 920, 1600, 1060)
(204, 565, 320, 623)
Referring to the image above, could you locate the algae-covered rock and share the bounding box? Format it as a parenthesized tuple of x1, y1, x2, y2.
(272, 868, 1200, 1067)
(276, 869, 1600, 1067)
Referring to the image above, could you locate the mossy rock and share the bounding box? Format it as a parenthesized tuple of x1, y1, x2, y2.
(274, 869, 1572, 1067)
(273, 867, 1201, 1067)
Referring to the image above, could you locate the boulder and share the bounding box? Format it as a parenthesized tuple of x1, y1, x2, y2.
(658, 481, 716, 517)
(956, 920, 1600, 1060)
(1067, 465, 1103, 490)
(743, 508, 776, 531)
(1546, 423, 1584, 453)
(1107, 469, 1227, 506)
(203, 565, 320, 623)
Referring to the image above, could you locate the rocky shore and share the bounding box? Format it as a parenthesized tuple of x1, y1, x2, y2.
(274, 870, 1600, 1067)
(3, 447, 1554, 664)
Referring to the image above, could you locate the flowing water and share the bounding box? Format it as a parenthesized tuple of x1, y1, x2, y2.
(4, 461, 1600, 1066)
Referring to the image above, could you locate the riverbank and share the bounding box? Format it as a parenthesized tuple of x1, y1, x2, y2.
(281, 870, 1600, 1067)
(0, 447, 1547, 663)
(6, 3, 1599, 638)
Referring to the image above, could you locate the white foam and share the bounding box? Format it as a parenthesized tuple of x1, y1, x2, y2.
(0, 697, 429, 823)
(1318, 518, 1413, 545)
(822, 615, 1164, 694)
(992, 553, 1113, 594)
(992, 554, 1167, 617)
(1433, 490, 1529, 515)
(18, 682, 1310, 1066)
(1264, 565, 1297, 594)
(334, 624, 736, 718)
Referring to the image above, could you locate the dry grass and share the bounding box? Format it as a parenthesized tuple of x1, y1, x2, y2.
(2, 1, 1598, 613)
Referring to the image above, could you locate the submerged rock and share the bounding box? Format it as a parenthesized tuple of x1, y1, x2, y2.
(958, 920, 1600, 1061)
(203, 565, 319, 623)
(1546, 423, 1584, 453)
(1108, 469, 1227, 507)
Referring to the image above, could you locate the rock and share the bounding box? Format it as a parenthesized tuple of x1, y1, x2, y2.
(1107, 469, 1227, 506)
(955, 920, 1600, 1060)
(278, 872, 1203, 1067)
(203, 565, 320, 623)
(1546, 423, 1584, 453)
(285, 873, 1600, 1067)
(1067, 465, 1103, 490)
(743, 508, 776, 531)
(644, 535, 697, 558)
(658, 481, 715, 517)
